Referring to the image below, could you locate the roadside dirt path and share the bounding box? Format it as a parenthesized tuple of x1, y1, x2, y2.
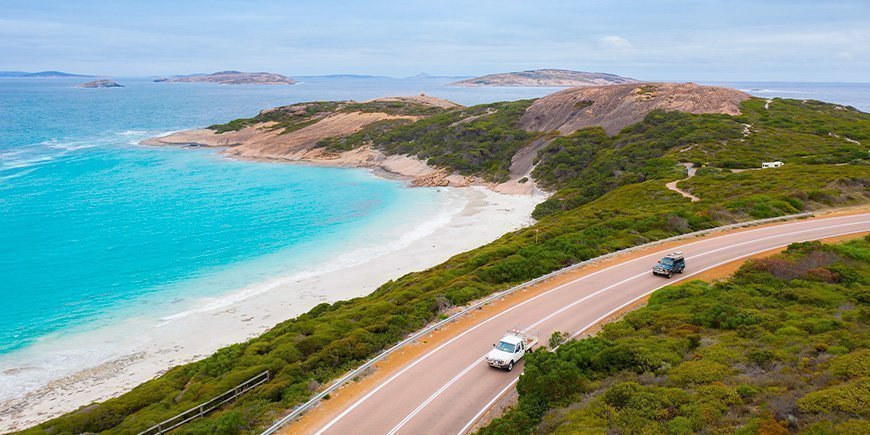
(665, 163, 699, 201)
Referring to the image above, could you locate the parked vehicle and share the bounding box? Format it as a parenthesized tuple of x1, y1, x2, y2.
(762, 161, 784, 168)
(486, 329, 539, 371)
(653, 252, 685, 278)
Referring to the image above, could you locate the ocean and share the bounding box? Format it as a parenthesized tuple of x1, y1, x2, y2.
(1, 77, 867, 398)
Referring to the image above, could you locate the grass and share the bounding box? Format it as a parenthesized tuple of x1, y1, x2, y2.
(479, 237, 870, 434)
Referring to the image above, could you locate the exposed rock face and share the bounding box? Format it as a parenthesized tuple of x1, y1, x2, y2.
(450, 69, 638, 87)
(154, 71, 296, 85)
(78, 79, 123, 88)
(519, 82, 750, 136)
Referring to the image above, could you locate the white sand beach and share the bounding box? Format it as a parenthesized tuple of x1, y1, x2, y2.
(0, 185, 543, 431)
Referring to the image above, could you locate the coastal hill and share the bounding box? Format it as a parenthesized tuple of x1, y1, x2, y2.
(77, 79, 123, 88)
(0, 71, 93, 78)
(449, 69, 638, 87)
(142, 82, 863, 197)
(154, 70, 296, 85)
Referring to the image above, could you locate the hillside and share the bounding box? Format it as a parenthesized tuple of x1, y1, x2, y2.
(449, 69, 638, 87)
(480, 237, 870, 434)
(145, 83, 867, 199)
(27, 84, 870, 434)
(530, 91, 868, 218)
(154, 71, 297, 85)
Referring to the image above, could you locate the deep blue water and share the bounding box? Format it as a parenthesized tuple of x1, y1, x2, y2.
(0, 77, 867, 358)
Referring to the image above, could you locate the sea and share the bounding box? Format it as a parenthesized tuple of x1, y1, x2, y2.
(0, 77, 868, 398)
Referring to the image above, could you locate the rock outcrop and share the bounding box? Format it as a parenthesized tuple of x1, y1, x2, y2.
(519, 82, 750, 136)
(450, 69, 638, 87)
(154, 71, 296, 85)
(78, 79, 123, 88)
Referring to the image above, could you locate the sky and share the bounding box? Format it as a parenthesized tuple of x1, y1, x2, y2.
(1, 0, 868, 82)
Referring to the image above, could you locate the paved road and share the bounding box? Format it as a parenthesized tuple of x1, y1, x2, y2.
(311, 214, 869, 435)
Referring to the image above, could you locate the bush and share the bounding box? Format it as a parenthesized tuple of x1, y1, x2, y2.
(796, 378, 870, 416)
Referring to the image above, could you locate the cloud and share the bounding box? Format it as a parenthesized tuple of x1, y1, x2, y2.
(599, 35, 633, 50)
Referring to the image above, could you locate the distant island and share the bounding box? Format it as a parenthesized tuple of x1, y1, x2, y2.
(77, 79, 123, 88)
(0, 71, 93, 78)
(154, 70, 296, 85)
(449, 68, 638, 87)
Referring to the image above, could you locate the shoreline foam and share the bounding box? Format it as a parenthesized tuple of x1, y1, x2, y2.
(0, 185, 543, 431)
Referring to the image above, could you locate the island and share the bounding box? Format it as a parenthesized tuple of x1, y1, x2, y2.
(0, 71, 94, 78)
(449, 68, 638, 87)
(154, 70, 296, 85)
(77, 79, 123, 88)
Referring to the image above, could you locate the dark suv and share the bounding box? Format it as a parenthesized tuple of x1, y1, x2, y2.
(653, 252, 685, 278)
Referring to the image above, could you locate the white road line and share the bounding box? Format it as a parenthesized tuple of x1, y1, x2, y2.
(386, 357, 485, 435)
(456, 226, 869, 434)
(315, 217, 869, 434)
(455, 378, 519, 435)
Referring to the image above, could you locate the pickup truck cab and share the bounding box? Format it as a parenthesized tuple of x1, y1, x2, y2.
(486, 329, 538, 371)
(653, 252, 685, 278)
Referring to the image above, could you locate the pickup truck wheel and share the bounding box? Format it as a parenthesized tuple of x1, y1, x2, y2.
(507, 361, 514, 372)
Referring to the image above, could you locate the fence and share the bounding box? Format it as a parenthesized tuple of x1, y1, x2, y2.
(139, 370, 270, 435)
(260, 212, 815, 434)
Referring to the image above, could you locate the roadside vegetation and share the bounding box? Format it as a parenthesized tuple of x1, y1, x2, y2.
(23, 98, 869, 434)
(479, 238, 869, 434)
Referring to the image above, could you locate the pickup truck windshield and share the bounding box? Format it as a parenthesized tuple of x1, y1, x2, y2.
(495, 341, 515, 352)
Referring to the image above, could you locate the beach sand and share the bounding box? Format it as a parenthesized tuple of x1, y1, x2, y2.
(0, 186, 543, 431)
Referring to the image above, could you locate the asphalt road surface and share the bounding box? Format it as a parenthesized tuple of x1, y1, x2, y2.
(310, 213, 869, 435)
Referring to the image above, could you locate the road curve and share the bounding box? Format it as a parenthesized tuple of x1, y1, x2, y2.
(305, 213, 869, 435)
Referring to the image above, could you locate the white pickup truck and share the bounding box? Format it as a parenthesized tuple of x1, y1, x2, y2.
(486, 329, 539, 371)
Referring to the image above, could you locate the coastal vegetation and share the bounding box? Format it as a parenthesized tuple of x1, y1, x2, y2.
(479, 237, 869, 434)
(318, 99, 540, 182)
(24, 96, 869, 434)
(531, 98, 868, 217)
